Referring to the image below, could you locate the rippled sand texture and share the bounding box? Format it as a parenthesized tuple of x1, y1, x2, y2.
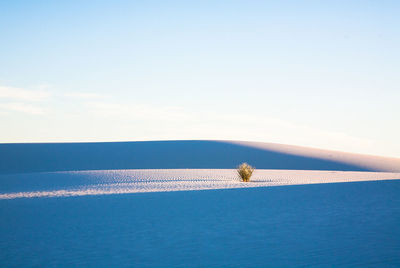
(1, 169, 399, 199)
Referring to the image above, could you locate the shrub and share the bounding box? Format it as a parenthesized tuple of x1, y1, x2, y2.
(237, 163, 255, 182)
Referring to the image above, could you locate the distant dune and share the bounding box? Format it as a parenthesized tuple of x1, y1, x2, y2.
(0, 140, 399, 174)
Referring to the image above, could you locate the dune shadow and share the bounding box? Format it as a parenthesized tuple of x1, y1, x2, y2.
(0, 140, 388, 174)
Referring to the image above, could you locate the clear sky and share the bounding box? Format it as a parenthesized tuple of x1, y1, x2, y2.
(1, 1, 399, 157)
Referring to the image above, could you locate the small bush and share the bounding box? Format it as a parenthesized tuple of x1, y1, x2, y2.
(237, 163, 255, 182)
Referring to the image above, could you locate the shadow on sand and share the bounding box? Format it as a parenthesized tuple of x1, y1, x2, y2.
(2, 140, 397, 174)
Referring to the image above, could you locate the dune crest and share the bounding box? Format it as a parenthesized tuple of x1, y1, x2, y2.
(0, 140, 399, 174)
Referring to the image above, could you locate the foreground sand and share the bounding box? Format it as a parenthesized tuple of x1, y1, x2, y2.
(2, 141, 399, 266)
(1, 169, 399, 199)
(1, 180, 400, 267)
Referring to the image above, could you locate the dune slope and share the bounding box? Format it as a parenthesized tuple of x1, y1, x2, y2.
(1, 140, 399, 174)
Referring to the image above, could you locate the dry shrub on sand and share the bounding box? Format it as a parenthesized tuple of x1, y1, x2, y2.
(237, 163, 255, 182)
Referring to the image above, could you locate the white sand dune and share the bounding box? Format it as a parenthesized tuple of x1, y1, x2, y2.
(1, 169, 399, 199)
(1, 142, 400, 267)
(1, 140, 400, 174)
(230, 140, 400, 172)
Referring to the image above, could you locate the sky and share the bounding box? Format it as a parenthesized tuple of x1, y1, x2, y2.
(0, 0, 399, 158)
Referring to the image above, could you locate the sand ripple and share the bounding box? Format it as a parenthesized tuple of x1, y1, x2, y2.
(1, 169, 399, 199)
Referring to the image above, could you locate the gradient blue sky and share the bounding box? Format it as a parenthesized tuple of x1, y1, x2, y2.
(1, 1, 399, 157)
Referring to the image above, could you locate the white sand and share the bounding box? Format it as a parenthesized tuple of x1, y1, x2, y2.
(1, 169, 399, 199)
(227, 140, 400, 172)
(2, 141, 400, 175)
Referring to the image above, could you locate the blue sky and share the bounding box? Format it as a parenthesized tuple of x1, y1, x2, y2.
(1, 1, 399, 157)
